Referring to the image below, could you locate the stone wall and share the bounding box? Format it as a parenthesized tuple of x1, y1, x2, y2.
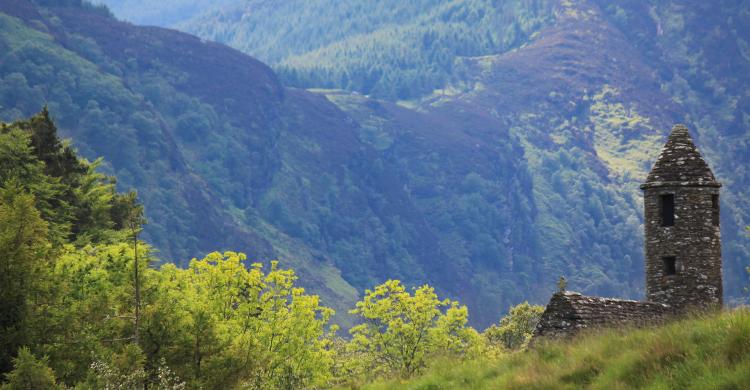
(640, 124, 723, 312)
(531, 125, 723, 344)
(642, 185, 722, 311)
(532, 292, 671, 340)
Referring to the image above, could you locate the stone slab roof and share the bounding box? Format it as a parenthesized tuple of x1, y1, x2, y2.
(532, 291, 671, 340)
(642, 124, 719, 188)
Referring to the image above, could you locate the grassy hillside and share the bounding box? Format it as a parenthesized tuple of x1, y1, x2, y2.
(361, 309, 750, 389)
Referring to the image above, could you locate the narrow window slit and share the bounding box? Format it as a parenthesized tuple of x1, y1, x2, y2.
(712, 194, 719, 227)
(659, 194, 674, 227)
(663, 256, 676, 276)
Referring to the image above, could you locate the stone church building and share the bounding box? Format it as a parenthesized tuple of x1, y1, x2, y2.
(533, 124, 723, 340)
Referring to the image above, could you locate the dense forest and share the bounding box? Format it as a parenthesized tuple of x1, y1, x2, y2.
(3, 0, 750, 343)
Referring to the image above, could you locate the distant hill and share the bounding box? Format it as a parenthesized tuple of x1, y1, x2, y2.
(1, 0, 748, 327)
(97, 0, 558, 100)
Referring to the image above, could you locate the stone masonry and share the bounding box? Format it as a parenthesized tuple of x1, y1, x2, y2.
(532, 124, 722, 341)
(641, 124, 722, 311)
(532, 292, 670, 339)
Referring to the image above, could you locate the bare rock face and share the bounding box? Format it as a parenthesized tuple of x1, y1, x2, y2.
(533, 124, 723, 342)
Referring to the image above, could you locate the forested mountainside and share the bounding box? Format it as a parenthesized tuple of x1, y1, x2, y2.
(103, 0, 558, 100)
(177, 0, 750, 305)
(0, 0, 361, 320)
(178, 0, 558, 100)
(0, 0, 538, 327)
(2, 0, 749, 329)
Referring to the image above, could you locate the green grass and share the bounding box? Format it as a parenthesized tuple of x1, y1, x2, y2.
(357, 309, 750, 389)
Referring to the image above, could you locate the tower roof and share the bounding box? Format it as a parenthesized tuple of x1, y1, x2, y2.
(641, 124, 720, 189)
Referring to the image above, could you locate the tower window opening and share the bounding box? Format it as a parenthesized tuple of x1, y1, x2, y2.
(659, 194, 674, 227)
(663, 256, 677, 276)
(712, 194, 719, 226)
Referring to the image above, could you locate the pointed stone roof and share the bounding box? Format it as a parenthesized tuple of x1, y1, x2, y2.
(641, 124, 720, 189)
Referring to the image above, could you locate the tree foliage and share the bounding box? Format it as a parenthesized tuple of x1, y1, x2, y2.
(484, 301, 544, 350)
(0, 112, 341, 386)
(0, 183, 50, 373)
(145, 252, 336, 389)
(1, 348, 58, 390)
(0, 110, 548, 389)
(347, 280, 483, 379)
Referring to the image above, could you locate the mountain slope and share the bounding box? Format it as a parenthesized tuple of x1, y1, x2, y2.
(2, 0, 747, 328)
(318, 0, 750, 303)
(0, 0, 360, 320)
(0, 0, 542, 327)
(424, 0, 750, 301)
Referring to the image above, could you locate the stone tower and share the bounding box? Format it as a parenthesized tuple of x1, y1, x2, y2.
(640, 124, 722, 312)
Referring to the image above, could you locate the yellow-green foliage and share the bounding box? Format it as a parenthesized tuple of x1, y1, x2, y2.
(362, 309, 750, 389)
(589, 85, 661, 182)
(484, 301, 544, 350)
(343, 280, 484, 381)
(150, 253, 337, 389)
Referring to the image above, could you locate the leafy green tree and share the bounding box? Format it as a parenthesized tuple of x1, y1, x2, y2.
(30, 242, 152, 384)
(1, 348, 58, 390)
(0, 183, 50, 374)
(0, 110, 150, 384)
(123, 192, 146, 347)
(145, 252, 336, 389)
(484, 301, 544, 350)
(1, 110, 140, 245)
(347, 280, 482, 378)
(0, 125, 68, 242)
